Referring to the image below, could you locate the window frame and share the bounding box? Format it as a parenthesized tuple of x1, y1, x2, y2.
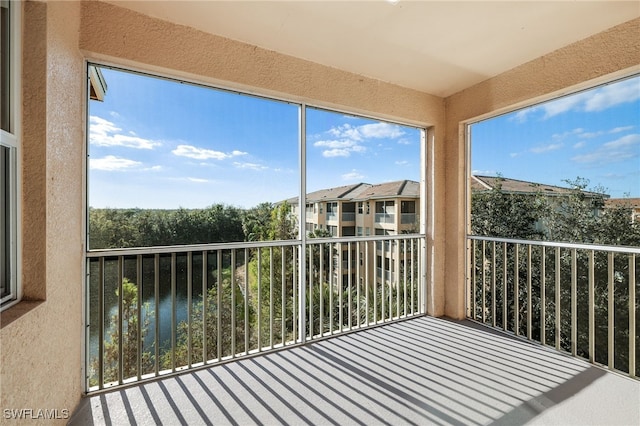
(1, 0, 22, 311)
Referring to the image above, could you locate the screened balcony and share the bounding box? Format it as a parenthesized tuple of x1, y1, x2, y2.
(76, 232, 639, 425)
(71, 315, 638, 425)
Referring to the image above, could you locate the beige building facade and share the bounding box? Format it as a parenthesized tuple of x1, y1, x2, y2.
(0, 1, 638, 420)
(291, 180, 420, 288)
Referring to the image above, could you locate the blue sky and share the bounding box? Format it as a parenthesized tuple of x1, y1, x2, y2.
(89, 68, 638, 209)
(88, 68, 421, 209)
(471, 75, 640, 198)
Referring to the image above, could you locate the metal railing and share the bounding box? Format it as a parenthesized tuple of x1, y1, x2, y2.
(401, 213, 416, 225)
(86, 235, 425, 391)
(374, 213, 395, 224)
(342, 212, 356, 222)
(467, 235, 638, 379)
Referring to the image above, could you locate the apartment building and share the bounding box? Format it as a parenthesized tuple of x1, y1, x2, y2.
(606, 198, 640, 223)
(291, 180, 419, 237)
(289, 180, 420, 288)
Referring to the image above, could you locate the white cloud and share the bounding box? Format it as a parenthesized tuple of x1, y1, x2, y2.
(342, 170, 365, 180)
(328, 124, 363, 141)
(552, 128, 584, 141)
(233, 162, 269, 171)
(610, 125, 634, 134)
(573, 141, 586, 149)
(316, 122, 405, 158)
(90, 116, 161, 149)
(90, 155, 142, 171)
(186, 177, 209, 183)
(530, 143, 563, 154)
(511, 109, 533, 123)
(322, 148, 351, 158)
(541, 93, 589, 118)
(571, 134, 640, 166)
(172, 144, 247, 160)
(314, 140, 358, 149)
(395, 160, 409, 166)
(510, 77, 639, 122)
(579, 131, 604, 139)
(584, 78, 640, 112)
(359, 122, 404, 139)
(472, 169, 498, 176)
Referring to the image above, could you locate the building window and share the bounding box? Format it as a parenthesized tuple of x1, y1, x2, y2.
(1, 0, 20, 310)
(357, 202, 363, 214)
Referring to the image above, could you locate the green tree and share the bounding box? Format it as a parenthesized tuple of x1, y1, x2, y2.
(89, 204, 245, 249)
(91, 278, 153, 387)
(471, 176, 544, 239)
(242, 202, 274, 241)
(164, 266, 255, 369)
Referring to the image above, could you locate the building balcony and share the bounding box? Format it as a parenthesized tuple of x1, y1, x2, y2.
(342, 212, 356, 222)
(375, 213, 395, 224)
(401, 213, 417, 225)
(326, 212, 338, 223)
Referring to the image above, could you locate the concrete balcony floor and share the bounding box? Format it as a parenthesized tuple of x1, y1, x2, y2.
(70, 316, 639, 426)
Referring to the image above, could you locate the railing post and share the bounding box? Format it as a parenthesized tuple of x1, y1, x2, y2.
(187, 252, 193, 367)
(117, 256, 124, 384)
(589, 250, 595, 363)
(514, 244, 519, 336)
(541, 246, 546, 346)
(527, 244, 532, 340)
(608, 252, 615, 370)
(171, 253, 177, 372)
(98, 257, 105, 389)
(482, 240, 486, 324)
(555, 247, 560, 351)
(502, 242, 507, 332)
(136, 254, 143, 380)
(630, 254, 636, 379)
(492, 241, 496, 328)
(571, 249, 577, 357)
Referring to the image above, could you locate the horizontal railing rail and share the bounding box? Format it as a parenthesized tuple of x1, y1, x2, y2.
(467, 235, 638, 379)
(86, 234, 425, 392)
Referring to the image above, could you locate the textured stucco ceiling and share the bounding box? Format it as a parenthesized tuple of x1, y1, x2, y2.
(103, 1, 640, 97)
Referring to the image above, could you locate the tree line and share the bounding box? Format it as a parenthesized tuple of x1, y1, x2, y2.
(89, 202, 277, 249)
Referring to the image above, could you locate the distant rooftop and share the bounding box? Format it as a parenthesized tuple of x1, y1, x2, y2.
(284, 180, 420, 205)
(605, 198, 640, 209)
(471, 176, 607, 198)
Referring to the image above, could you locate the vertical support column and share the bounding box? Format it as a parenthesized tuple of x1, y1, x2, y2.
(298, 105, 307, 344)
